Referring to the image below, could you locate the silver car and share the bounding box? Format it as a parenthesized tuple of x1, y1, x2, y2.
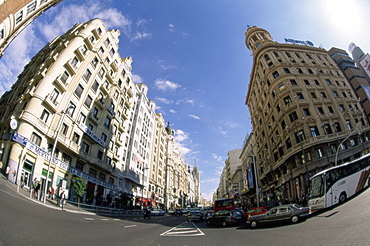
(246, 204, 311, 228)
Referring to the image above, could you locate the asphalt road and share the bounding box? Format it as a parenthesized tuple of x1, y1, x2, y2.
(1, 176, 370, 246)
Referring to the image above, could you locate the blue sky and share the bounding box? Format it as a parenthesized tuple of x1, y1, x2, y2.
(0, 0, 369, 200)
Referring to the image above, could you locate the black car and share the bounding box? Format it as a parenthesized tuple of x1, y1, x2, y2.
(172, 209, 183, 216)
(206, 210, 245, 227)
(246, 204, 311, 228)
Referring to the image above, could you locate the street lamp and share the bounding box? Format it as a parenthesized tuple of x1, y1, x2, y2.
(43, 105, 75, 203)
(248, 155, 259, 207)
(335, 122, 361, 166)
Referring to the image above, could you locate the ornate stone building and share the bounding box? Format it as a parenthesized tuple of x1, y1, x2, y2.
(244, 26, 370, 205)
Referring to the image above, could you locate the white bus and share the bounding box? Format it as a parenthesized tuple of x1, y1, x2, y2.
(308, 153, 370, 211)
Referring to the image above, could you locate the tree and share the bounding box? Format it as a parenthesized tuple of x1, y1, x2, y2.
(73, 176, 87, 208)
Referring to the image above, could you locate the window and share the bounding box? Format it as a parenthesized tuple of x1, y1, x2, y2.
(303, 108, 310, 116)
(84, 95, 93, 108)
(101, 133, 107, 142)
(62, 153, 71, 164)
(91, 80, 99, 92)
(286, 138, 292, 149)
(93, 107, 99, 119)
(98, 67, 105, 78)
(61, 123, 68, 135)
(333, 122, 342, 132)
(106, 157, 112, 166)
(272, 71, 280, 78)
(289, 111, 298, 122)
(80, 45, 88, 55)
(264, 54, 270, 61)
(49, 89, 60, 105)
(323, 124, 333, 134)
(73, 133, 80, 144)
(304, 80, 310, 85)
(109, 48, 115, 57)
(350, 138, 358, 147)
(310, 92, 317, 99)
(67, 102, 76, 117)
(316, 147, 324, 158)
(71, 57, 79, 68)
(97, 150, 103, 160)
(310, 126, 320, 138)
(318, 107, 324, 114)
(74, 84, 84, 98)
(297, 93, 304, 99)
(328, 106, 334, 113)
(60, 71, 70, 84)
(15, 11, 23, 24)
(91, 57, 99, 68)
(314, 80, 320, 85)
(104, 117, 111, 128)
(0, 29, 4, 40)
(78, 112, 86, 124)
(333, 91, 339, 97)
(290, 79, 297, 85)
(30, 132, 42, 146)
(104, 38, 110, 47)
(41, 110, 50, 123)
(320, 92, 327, 98)
(83, 69, 92, 82)
(307, 69, 313, 74)
(297, 68, 303, 74)
(27, 1, 37, 14)
(82, 142, 90, 153)
(326, 79, 332, 84)
(295, 130, 305, 143)
(284, 68, 291, 74)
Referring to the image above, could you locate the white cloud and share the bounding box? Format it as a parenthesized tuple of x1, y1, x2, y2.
(154, 79, 181, 91)
(217, 127, 228, 136)
(130, 31, 152, 42)
(211, 153, 223, 162)
(157, 60, 176, 70)
(174, 129, 193, 156)
(189, 114, 200, 120)
(169, 24, 175, 32)
(169, 109, 176, 113)
(176, 98, 195, 105)
(155, 97, 173, 104)
(132, 74, 143, 84)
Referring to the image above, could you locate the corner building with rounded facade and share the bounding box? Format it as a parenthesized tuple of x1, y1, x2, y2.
(0, 18, 136, 206)
(245, 26, 370, 205)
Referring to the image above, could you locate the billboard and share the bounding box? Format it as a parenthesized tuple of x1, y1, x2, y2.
(360, 54, 370, 78)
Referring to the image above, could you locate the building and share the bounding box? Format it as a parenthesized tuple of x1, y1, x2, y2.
(328, 47, 370, 124)
(0, 18, 136, 206)
(123, 83, 156, 207)
(0, 17, 202, 209)
(0, 0, 63, 58)
(244, 26, 370, 206)
(348, 43, 370, 81)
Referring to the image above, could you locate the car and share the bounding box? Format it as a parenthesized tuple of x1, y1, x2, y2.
(150, 209, 165, 216)
(246, 207, 269, 217)
(204, 211, 214, 219)
(246, 204, 311, 228)
(172, 208, 183, 216)
(206, 210, 245, 227)
(187, 211, 204, 222)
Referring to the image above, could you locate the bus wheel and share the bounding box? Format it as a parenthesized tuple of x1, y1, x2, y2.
(339, 192, 347, 203)
(291, 215, 299, 223)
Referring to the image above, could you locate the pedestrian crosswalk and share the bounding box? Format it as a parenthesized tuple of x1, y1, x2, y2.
(160, 222, 205, 237)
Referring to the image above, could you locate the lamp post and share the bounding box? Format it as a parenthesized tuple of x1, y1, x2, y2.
(335, 122, 361, 166)
(248, 155, 259, 207)
(43, 105, 75, 203)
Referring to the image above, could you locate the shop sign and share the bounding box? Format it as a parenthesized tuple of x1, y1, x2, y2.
(284, 38, 314, 47)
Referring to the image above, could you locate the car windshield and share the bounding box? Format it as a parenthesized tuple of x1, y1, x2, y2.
(290, 204, 303, 210)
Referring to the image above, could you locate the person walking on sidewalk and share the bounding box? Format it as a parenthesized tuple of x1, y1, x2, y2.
(5, 165, 10, 181)
(11, 170, 17, 185)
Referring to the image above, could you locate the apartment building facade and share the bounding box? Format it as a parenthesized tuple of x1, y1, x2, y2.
(0, 18, 201, 209)
(0, 0, 63, 58)
(244, 26, 370, 206)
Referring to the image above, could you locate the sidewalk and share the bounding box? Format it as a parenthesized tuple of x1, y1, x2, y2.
(1, 174, 141, 217)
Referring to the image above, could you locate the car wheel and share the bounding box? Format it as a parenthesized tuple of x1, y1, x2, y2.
(339, 192, 347, 204)
(250, 220, 258, 228)
(291, 215, 299, 223)
(206, 220, 211, 225)
(222, 221, 227, 227)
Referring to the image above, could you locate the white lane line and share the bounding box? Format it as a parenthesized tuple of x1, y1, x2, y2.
(124, 225, 137, 228)
(101, 219, 109, 221)
(84, 218, 94, 221)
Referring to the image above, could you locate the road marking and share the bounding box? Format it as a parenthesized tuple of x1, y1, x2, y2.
(160, 222, 205, 237)
(101, 218, 109, 221)
(124, 225, 137, 228)
(84, 218, 94, 221)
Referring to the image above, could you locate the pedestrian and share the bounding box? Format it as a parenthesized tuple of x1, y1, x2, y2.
(5, 165, 10, 181)
(12, 170, 17, 185)
(32, 178, 37, 196)
(36, 181, 42, 200)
